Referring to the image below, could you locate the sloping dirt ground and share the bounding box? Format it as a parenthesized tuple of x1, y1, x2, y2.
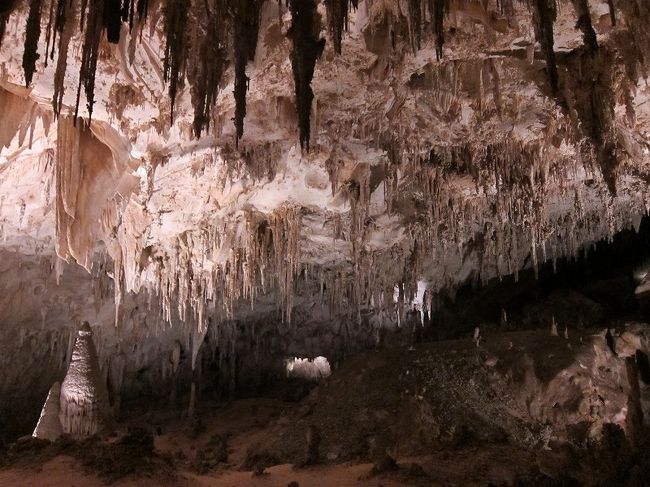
(1, 326, 649, 486)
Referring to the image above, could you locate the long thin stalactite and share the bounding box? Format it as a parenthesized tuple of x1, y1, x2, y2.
(288, 0, 325, 151)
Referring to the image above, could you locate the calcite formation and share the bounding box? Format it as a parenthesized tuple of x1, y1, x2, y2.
(32, 381, 63, 441)
(58, 322, 111, 437)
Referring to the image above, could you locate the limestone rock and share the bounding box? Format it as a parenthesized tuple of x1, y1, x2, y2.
(59, 322, 111, 437)
(32, 381, 63, 441)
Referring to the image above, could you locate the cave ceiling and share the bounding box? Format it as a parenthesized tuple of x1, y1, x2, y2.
(1, 0, 650, 342)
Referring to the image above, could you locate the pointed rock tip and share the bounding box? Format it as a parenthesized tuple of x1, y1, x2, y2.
(79, 321, 92, 336)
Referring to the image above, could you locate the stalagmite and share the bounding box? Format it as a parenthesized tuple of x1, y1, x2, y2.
(169, 340, 182, 406)
(32, 381, 63, 441)
(108, 353, 125, 417)
(188, 326, 208, 417)
(551, 317, 558, 336)
(3, 3, 650, 481)
(59, 322, 112, 437)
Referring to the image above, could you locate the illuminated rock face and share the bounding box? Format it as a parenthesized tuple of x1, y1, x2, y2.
(32, 381, 63, 441)
(59, 322, 111, 438)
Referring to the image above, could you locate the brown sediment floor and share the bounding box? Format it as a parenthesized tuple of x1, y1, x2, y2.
(1, 327, 649, 486)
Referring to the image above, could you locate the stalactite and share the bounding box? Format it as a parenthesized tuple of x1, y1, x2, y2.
(617, 1, 650, 68)
(44, 0, 56, 67)
(136, 0, 149, 22)
(121, 0, 134, 27)
(103, 0, 122, 43)
(231, 0, 261, 146)
(530, 0, 559, 95)
(288, 0, 325, 151)
(563, 47, 618, 193)
(428, 0, 446, 60)
(53, 0, 68, 40)
(80, 0, 88, 30)
(163, 0, 190, 122)
(188, 0, 227, 138)
(572, 0, 597, 53)
(607, 0, 615, 26)
(23, 0, 45, 87)
(325, 0, 348, 55)
(0, 0, 18, 49)
(53, 0, 77, 116)
(498, 0, 515, 21)
(75, 0, 105, 122)
(406, 0, 421, 53)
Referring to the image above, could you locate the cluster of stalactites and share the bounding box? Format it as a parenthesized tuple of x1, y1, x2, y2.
(368, 0, 448, 59)
(162, 0, 189, 122)
(324, 0, 355, 55)
(522, 0, 637, 193)
(188, 0, 228, 138)
(415, 1, 450, 54)
(0, 0, 146, 120)
(141, 205, 303, 338)
(2, 0, 645, 157)
(529, 0, 559, 95)
(1, 0, 451, 149)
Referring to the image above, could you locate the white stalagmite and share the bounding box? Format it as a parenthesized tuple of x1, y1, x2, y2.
(32, 381, 63, 441)
(59, 322, 112, 437)
(551, 317, 558, 337)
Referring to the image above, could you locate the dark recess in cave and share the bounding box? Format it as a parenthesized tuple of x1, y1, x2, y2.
(427, 216, 650, 339)
(636, 349, 650, 385)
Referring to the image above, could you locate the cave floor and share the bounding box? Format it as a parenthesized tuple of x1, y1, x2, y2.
(0, 389, 535, 486)
(0, 398, 532, 487)
(0, 446, 530, 487)
(2, 326, 648, 486)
